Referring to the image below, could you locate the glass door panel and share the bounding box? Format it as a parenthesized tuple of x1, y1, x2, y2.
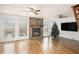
(19, 19, 27, 37)
(4, 18, 15, 39)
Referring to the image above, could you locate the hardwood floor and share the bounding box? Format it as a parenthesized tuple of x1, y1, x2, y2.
(0, 37, 79, 54)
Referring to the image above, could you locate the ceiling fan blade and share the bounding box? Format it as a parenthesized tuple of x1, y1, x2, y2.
(27, 7, 34, 11)
(34, 12, 39, 15)
(35, 10, 40, 12)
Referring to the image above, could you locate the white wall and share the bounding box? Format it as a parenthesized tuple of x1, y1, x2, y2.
(59, 17, 79, 41)
(43, 18, 56, 36)
(43, 17, 79, 41)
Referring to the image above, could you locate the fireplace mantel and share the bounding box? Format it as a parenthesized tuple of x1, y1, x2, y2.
(30, 25, 44, 27)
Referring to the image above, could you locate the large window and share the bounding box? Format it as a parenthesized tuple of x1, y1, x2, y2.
(0, 14, 28, 40)
(4, 18, 15, 39)
(19, 18, 27, 37)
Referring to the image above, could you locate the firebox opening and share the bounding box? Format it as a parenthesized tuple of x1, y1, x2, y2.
(32, 28, 41, 37)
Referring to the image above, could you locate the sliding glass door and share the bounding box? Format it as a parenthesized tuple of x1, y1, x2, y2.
(19, 18, 27, 39)
(0, 14, 29, 41)
(4, 18, 15, 39)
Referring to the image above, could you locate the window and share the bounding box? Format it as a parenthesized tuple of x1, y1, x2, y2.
(0, 14, 28, 40)
(4, 18, 15, 39)
(19, 19, 27, 37)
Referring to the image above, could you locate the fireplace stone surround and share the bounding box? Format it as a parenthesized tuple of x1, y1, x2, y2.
(29, 17, 43, 38)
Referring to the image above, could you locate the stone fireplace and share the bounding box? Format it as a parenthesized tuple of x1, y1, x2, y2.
(29, 17, 43, 38)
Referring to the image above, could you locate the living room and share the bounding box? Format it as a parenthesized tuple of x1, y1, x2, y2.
(0, 4, 79, 54)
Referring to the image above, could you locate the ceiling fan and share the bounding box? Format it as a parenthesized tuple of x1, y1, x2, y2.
(22, 7, 40, 15)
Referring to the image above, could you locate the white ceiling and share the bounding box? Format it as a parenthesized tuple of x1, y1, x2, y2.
(0, 4, 74, 18)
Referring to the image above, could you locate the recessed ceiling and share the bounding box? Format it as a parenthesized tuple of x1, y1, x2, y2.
(0, 4, 74, 18)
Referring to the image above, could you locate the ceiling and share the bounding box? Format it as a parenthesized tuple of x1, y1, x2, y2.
(0, 4, 74, 18)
